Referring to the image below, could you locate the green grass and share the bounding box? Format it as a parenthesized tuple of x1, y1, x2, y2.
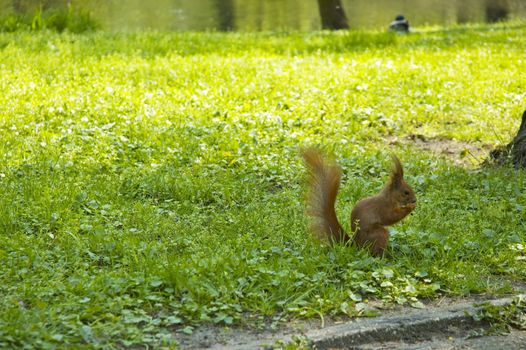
(0, 4, 99, 33)
(1, 21, 526, 349)
(471, 296, 526, 334)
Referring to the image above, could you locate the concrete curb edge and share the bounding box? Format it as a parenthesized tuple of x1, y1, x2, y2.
(307, 295, 524, 349)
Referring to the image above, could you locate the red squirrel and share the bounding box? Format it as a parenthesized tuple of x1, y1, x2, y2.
(302, 148, 416, 256)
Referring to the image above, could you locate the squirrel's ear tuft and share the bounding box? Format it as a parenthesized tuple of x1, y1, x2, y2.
(390, 154, 404, 185)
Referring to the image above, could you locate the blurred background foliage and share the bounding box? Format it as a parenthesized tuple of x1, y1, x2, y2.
(0, 0, 525, 32)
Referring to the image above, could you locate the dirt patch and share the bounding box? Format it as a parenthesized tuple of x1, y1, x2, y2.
(386, 134, 494, 167)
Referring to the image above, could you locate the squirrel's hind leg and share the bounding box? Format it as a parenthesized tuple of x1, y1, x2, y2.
(357, 226, 389, 256)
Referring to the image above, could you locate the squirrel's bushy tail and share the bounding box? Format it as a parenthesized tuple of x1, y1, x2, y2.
(302, 148, 347, 243)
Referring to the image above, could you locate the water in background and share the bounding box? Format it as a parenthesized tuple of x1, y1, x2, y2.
(1, 0, 525, 31)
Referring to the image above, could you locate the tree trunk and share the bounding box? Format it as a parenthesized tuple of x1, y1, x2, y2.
(488, 110, 526, 168)
(485, 0, 509, 23)
(215, 0, 235, 31)
(317, 0, 349, 30)
(456, 0, 471, 24)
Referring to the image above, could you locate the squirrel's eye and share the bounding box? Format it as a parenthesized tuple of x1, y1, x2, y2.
(404, 190, 410, 195)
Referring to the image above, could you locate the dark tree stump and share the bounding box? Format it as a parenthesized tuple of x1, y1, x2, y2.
(488, 110, 526, 168)
(215, 0, 235, 31)
(317, 0, 349, 30)
(485, 0, 510, 23)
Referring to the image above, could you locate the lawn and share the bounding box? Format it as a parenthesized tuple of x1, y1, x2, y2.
(1, 21, 526, 349)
